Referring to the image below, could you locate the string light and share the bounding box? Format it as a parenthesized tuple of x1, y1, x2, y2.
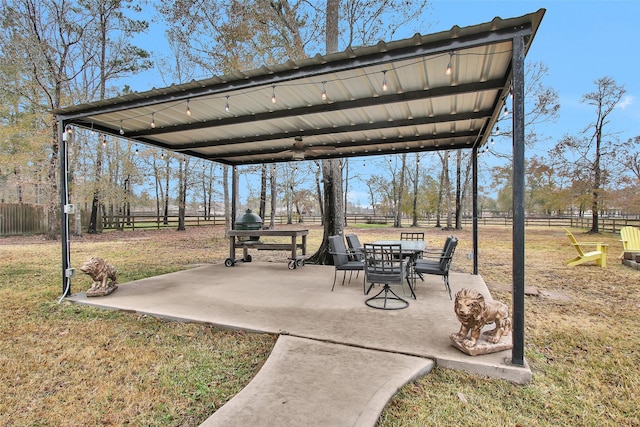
(90, 122, 94, 135)
(186, 100, 192, 116)
(119, 120, 124, 135)
(382, 70, 389, 91)
(150, 113, 156, 129)
(446, 52, 454, 76)
(321, 81, 327, 101)
(225, 96, 230, 112)
(271, 85, 277, 104)
(102, 136, 107, 147)
(160, 150, 164, 159)
(503, 106, 509, 117)
(135, 146, 139, 155)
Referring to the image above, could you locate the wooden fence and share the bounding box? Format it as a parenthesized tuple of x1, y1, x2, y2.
(100, 213, 640, 234)
(2, 204, 639, 236)
(0, 203, 47, 236)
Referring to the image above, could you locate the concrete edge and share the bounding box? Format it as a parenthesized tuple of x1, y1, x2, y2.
(436, 356, 532, 384)
(354, 358, 435, 426)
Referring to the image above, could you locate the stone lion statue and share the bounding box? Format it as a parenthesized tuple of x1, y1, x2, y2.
(452, 288, 511, 348)
(80, 256, 118, 297)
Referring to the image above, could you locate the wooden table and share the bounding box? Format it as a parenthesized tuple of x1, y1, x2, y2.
(225, 229, 308, 269)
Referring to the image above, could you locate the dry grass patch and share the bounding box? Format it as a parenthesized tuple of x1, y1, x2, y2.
(2, 224, 639, 425)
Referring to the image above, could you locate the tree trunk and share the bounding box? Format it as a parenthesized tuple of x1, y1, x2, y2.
(343, 158, 349, 226)
(269, 165, 276, 229)
(177, 158, 188, 231)
(259, 163, 267, 220)
(223, 165, 230, 230)
(455, 149, 462, 229)
(307, 0, 342, 265)
(412, 153, 419, 227)
(314, 161, 324, 223)
(590, 130, 602, 233)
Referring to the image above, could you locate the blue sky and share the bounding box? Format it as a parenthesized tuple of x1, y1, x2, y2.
(130, 1, 640, 205)
(428, 0, 640, 148)
(132, 1, 640, 146)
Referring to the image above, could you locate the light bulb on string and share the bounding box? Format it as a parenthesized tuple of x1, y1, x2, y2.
(382, 71, 388, 92)
(446, 52, 454, 76)
(150, 113, 156, 129)
(225, 96, 230, 112)
(90, 122, 94, 135)
(135, 146, 139, 155)
(160, 150, 164, 159)
(271, 85, 277, 104)
(186, 100, 192, 116)
(119, 120, 124, 135)
(102, 136, 107, 147)
(321, 81, 327, 101)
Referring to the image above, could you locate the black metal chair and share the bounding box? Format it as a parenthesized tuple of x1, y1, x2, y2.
(363, 243, 411, 310)
(329, 235, 364, 292)
(414, 236, 458, 299)
(400, 232, 425, 241)
(345, 233, 364, 261)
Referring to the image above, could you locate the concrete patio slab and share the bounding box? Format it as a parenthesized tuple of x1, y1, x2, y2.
(66, 261, 531, 425)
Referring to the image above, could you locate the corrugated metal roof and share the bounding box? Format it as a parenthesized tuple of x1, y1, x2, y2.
(54, 9, 545, 165)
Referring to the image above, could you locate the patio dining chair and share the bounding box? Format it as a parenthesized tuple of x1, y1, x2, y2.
(329, 235, 365, 292)
(400, 232, 425, 241)
(345, 233, 364, 261)
(414, 236, 458, 299)
(400, 232, 425, 262)
(363, 243, 412, 310)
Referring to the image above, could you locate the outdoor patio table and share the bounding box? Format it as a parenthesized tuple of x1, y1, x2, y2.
(372, 240, 427, 295)
(225, 229, 308, 269)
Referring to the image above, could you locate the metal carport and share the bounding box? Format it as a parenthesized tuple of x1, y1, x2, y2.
(54, 9, 546, 367)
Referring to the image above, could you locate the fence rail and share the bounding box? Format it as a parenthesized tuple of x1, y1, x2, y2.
(3, 204, 640, 236)
(100, 213, 640, 234)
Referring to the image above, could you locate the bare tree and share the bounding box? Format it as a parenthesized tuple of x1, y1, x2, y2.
(553, 77, 625, 233)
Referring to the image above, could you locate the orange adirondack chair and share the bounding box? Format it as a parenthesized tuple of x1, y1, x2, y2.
(564, 228, 607, 268)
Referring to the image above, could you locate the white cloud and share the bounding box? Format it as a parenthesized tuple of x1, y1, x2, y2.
(618, 95, 634, 110)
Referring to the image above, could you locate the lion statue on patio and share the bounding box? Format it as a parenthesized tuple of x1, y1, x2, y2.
(452, 288, 511, 348)
(80, 256, 118, 297)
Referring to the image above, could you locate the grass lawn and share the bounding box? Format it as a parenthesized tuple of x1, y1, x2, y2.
(1, 224, 639, 426)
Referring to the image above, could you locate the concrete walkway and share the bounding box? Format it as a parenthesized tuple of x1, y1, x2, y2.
(201, 336, 433, 426)
(67, 261, 531, 425)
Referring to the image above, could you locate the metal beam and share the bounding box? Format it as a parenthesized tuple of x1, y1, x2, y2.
(120, 81, 503, 140)
(59, 120, 72, 298)
(472, 145, 479, 275)
(54, 25, 531, 121)
(511, 33, 526, 367)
